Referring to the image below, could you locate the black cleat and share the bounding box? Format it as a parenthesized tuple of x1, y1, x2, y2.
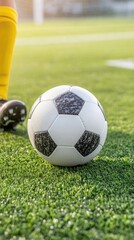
(0, 99, 27, 131)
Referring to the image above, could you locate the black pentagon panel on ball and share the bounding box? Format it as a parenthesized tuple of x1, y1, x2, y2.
(55, 92, 85, 115)
(34, 131, 57, 157)
(75, 130, 100, 157)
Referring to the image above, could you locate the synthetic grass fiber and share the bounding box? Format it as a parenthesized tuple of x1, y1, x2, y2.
(0, 18, 134, 240)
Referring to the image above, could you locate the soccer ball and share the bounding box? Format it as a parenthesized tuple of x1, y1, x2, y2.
(27, 85, 107, 166)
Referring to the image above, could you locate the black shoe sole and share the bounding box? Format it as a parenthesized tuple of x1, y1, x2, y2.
(0, 100, 27, 131)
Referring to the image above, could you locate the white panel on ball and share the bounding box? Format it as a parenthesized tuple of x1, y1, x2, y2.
(44, 146, 86, 166)
(49, 115, 85, 146)
(37, 143, 102, 167)
(41, 85, 71, 101)
(79, 102, 105, 134)
(71, 86, 98, 104)
(31, 100, 58, 132)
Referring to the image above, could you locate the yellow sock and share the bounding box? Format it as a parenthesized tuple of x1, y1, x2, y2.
(0, 7, 17, 100)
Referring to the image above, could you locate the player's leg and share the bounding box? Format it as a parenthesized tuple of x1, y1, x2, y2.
(0, 0, 17, 100)
(0, 0, 27, 131)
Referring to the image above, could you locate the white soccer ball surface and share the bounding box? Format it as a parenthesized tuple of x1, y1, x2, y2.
(27, 85, 107, 166)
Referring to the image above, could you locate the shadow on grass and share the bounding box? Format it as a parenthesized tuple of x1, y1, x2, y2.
(49, 130, 134, 197)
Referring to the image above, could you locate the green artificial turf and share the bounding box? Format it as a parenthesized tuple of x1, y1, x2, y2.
(0, 18, 134, 240)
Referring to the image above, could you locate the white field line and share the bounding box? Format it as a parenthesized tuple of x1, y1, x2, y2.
(107, 59, 134, 69)
(16, 31, 134, 46)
